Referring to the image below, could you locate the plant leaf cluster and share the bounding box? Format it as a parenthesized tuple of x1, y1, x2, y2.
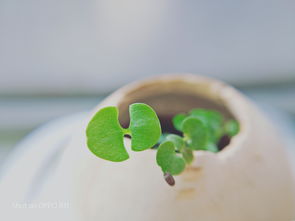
(86, 103, 239, 183)
(156, 109, 239, 175)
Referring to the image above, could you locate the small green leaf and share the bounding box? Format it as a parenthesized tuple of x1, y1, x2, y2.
(190, 109, 223, 142)
(172, 114, 187, 131)
(156, 141, 186, 175)
(205, 142, 219, 152)
(129, 103, 161, 151)
(86, 107, 128, 162)
(182, 147, 194, 164)
(190, 109, 222, 124)
(182, 117, 208, 150)
(166, 134, 184, 151)
(224, 120, 239, 137)
(153, 133, 169, 149)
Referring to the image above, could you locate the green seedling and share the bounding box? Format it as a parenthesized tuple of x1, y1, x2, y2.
(86, 103, 239, 186)
(156, 141, 186, 175)
(86, 103, 161, 161)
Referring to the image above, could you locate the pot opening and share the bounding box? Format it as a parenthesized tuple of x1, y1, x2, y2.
(118, 92, 236, 152)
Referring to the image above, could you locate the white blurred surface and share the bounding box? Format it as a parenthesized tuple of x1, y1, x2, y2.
(0, 113, 84, 221)
(1, 0, 295, 95)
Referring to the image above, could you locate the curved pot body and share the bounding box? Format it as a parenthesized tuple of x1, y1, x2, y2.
(50, 75, 295, 221)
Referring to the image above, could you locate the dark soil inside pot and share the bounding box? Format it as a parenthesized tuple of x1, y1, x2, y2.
(158, 114, 182, 136)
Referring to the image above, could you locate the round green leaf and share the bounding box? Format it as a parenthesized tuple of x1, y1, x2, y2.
(190, 109, 222, 124)
(129, 103, 161, 151)
(182, 117, 208, 150)
(224, 120, 239, 137)
(172, 113, 187, 131)
(86, 106, 128, 162)
(156, 141, 186, 175)
(190, 109, 223, 142)
(166, 134, 184, 151)
(205, 142, 219, 152)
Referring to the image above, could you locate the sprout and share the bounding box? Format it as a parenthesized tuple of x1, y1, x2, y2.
(86, 103, 239, 185)
(86, 103, 161, 161)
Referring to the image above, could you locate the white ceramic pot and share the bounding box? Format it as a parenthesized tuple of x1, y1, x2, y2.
(46, 74, 295, 221)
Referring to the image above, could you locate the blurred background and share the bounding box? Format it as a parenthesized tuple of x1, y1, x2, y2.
(0, 0, 294, 165)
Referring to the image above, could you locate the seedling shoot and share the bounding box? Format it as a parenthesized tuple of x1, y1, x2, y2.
(86, 103, 239, 186)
